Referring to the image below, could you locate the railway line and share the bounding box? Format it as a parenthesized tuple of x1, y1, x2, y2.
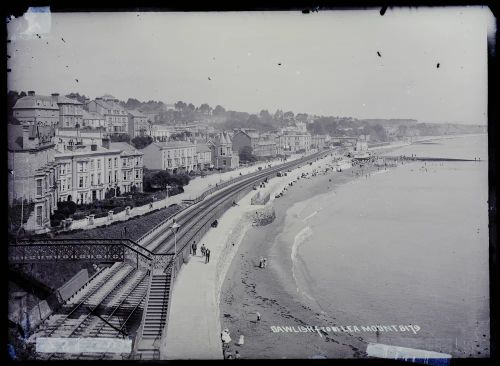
(31, 149, 333, 360)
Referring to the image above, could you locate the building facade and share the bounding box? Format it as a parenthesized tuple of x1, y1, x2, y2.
(87, 95, 128, 135)
(278, 130, 312, 155)
(13, 91, 60, 127)
(8, 124, 59, 232)
(149, 124, 171, 141)
(82, 110, 106, 129)
(141, 140, 197, 172)
(311, 135, 328, 150)
(128, 110, 150, 138)
(196, 143, 212, 170)
(109, 142, 144, 193)
(53, 93, 84, 128)
(55, 142, 143, 204)
(208, 131, 239, 169)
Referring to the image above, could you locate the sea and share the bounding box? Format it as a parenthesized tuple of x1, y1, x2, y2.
(279, 134, 490, 357)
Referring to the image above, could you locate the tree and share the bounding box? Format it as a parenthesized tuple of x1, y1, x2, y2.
(187, 103, 196, 112)
(65, 92, 88, 104)
(284, 111, 295, 122)
(110, 134, 130, 143)
(239, 146, 257, 163)
(124, 98, 141, 110)
(213, 105, 226, 116)
(259, 109, 272, 123)
(198, 103, 211, 115)
(131, 135, 153, 149)
(175, 101, 187, 111)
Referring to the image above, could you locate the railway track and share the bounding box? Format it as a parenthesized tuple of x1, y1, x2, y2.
(33, 149, 332, 360)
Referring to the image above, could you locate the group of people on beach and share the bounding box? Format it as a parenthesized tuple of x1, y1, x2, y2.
(191, 241, 211, 263)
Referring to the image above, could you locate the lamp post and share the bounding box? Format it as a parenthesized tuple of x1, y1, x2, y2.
(170, 220, 181, 277)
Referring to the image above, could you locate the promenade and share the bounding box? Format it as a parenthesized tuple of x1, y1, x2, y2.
(161, 153, 340, 360)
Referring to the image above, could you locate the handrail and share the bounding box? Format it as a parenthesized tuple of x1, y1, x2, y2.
(11, 238, 156, 259)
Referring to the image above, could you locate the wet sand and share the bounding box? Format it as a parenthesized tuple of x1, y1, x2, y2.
(219, 159, 383, 359)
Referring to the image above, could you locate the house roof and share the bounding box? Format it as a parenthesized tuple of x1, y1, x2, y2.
(196, 143, 211, 153)
(235, 129, 259, 139)
(56, 95, 82, 105)
(109, 142, 142, 155)
(8, 124, 55, 150)
(128, 109, 147, 118)
(151, 140, 196, 150)
(13, 94, 59, 110)
(93, 98, 126, 113)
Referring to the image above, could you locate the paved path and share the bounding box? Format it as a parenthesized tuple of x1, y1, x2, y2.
(161, 153, 340, 360)
(161, 194, 255, 360)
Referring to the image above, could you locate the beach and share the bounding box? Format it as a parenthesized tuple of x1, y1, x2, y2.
(219, 158, 384, 359)
(219, 135, 489, 359)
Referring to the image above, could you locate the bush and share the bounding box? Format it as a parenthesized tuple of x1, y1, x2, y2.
(113, 206, 126, 215)
(50, 212, 66, 227)
(72, 212, 87, 221)
(94, 211, 108, 219)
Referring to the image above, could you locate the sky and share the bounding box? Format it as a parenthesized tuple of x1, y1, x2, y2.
(7, 7, 495, 124)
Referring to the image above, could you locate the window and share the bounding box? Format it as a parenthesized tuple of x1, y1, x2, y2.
(36, 206, 43, 226)
(136, 170, 139, 179)
(123, 172, 127, 181)
(123, 159, 127, 167)
(114, 158, 118, 168)
(97, 173, 101, 185)
(97, 159, 101, 169)
(36, 179, 43, 196)
(114, 171, 117, 182)
(108, 158, 112, 168)
(79, 177, 84, 188)
(90, 160, 94, 170)
(108, 173, 112, 183)
(90, 174, 94, 185)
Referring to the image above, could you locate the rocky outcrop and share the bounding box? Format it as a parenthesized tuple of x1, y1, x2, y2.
(249, 206, 276, 226)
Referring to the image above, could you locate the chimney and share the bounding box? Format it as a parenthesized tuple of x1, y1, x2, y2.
(27, 91, 35, 96)
(51, 93, 59, 101)
(91, 144, 97, 151)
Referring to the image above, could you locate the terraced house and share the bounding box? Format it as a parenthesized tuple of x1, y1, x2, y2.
(87, 95, 128, 135)
(140, 140, 197, 173)
(110, 142, 144, 193)
(12, 90, 60, 127)
(8, 124, 59, 232)
(53, 93, 84, 128)
(127, 110, 150, 137)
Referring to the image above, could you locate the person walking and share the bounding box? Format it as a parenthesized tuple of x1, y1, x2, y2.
(205, 249, 211, 263)
(192, 241, 197, 256)
(201, 244, 206, 257)
(259, 257, 264, 268)
(263, 258, 267, 268)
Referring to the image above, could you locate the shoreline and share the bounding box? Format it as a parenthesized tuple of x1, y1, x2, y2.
(219, 156, 386, 359)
